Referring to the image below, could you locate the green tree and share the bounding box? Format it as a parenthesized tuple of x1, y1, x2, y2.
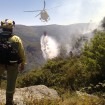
(82, 32, 105, 83)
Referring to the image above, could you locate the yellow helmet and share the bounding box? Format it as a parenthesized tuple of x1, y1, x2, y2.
(1, 19, 15, 29)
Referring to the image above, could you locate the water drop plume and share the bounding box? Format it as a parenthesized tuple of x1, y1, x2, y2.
(40, 34, 60, 60)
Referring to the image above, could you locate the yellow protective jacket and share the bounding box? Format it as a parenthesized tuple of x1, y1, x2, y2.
(9, 35, 26, 65)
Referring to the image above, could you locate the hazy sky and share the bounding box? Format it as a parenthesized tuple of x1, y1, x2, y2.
(0, 0, 105, 26)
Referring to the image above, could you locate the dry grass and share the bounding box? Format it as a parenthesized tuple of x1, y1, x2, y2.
(22, 92, 105, 105)
(0, 91, 105, 105)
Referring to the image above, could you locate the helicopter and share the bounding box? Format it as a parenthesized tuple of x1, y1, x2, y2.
(24, 0, 50, 22)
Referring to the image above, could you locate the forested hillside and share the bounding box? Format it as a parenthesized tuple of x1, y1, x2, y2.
(17, 31, 105, 90)
(13, 23, 96, 70)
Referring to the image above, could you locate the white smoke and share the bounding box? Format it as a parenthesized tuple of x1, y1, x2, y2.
(40, 34, 60, 60)
(66, 23, 98, 56)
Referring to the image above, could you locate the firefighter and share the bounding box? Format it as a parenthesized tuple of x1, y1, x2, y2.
(0, 19, 26, 105)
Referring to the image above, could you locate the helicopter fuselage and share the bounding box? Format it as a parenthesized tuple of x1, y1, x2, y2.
(40, 10, 50, 22)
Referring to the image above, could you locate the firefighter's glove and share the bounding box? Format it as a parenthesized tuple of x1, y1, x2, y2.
(18, 63, 25, 72)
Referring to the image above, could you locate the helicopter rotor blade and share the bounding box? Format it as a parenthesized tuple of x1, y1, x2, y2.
(48, 4, 62, 11)
(35, 13, 41, 17)
(24, 10, 42, 12)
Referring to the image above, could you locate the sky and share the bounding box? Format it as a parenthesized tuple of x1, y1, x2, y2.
(0, 0, 105, 26)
